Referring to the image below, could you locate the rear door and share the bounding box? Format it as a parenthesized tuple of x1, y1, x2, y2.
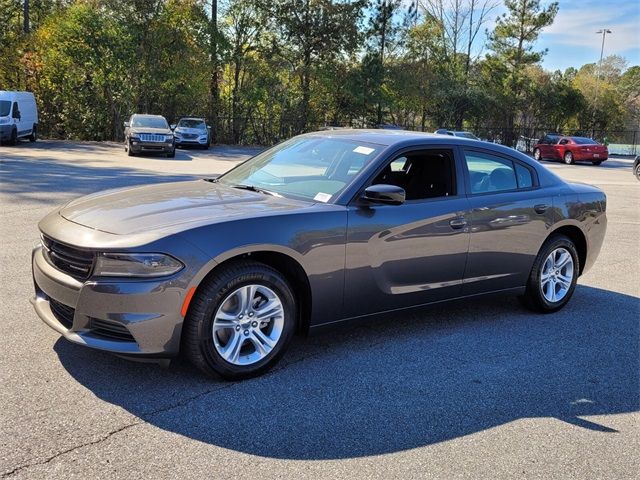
(461, 148, 553, 294)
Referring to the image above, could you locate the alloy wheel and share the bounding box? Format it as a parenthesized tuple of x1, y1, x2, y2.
(212, 284, 285, 366)
(564, 152, 573, 164)
(540, 247, 574, 303)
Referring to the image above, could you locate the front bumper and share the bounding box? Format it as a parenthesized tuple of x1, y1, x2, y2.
(129, 140, 174, 154)
(31, 244, 186, 356)
(175, 136, 208, 147)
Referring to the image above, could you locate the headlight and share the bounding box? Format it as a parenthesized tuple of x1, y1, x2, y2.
(165, 135, 174, 142)
(0, 117, 11, 125)
(94, 253, 184, 277)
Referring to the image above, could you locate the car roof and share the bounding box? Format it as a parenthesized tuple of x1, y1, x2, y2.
(178, 117, 205, 121)
(301, 128, 491, 150)
(132, 114, 166, 119)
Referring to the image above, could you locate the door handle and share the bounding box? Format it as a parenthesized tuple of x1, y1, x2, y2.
(534, 204, 549, 214)
(449, 218, 468, 230)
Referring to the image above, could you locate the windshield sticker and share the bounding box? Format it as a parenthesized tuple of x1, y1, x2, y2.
(314, 192, 332, 203)
(353, 146, 375, 155)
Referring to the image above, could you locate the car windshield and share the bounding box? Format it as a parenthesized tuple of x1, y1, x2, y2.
(131, 116, 168, 129)
(178, 119, 206, 129)
(0, 100, 11, 116)
(217, 137, 382, 202)
(572, 137, 598, 145)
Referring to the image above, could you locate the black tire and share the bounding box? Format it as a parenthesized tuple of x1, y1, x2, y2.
(563, 151, 574, 165)
(520, 234, 580, 313)
(182, 260, 297, 380)
(167, 148, 175, 158)
(592, 160, 603, 166)
(201, 143, 209, 150)
(29, 124, 37, 142)
(7, 128, 17, 146)
(127, 140, 135, 156)
(533, 148, 541, 161)
(635, 163, 640, 181)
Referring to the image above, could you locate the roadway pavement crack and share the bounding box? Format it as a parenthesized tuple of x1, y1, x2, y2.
(1, 352, 319, 478)
(1, 422, 142, 478)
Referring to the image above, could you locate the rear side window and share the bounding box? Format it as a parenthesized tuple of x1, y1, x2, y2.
(464, 150, 534, 194)
(515, 163, 533, 188)
(572, 137, 598, 145)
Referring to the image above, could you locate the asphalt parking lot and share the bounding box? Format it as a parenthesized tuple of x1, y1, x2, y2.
(1, 140, 638, 479)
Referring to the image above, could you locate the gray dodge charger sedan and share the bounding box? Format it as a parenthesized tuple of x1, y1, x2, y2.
(31, 130, 607, 379)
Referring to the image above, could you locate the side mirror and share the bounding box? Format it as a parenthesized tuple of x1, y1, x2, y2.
(13, 111, 21, 120)
(170, 124, 176, 130)
(123, 121, 130, 128)
(362, 184, 405, 206)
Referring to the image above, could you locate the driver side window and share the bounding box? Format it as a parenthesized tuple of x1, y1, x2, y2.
(373, 149, 456, 200)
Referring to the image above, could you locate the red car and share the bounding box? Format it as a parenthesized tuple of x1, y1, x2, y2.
(533, 134, 608, 165)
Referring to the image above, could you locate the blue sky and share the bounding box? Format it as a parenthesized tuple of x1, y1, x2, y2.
(494, 0, 640, 71)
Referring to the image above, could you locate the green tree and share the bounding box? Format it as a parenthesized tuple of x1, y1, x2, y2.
(487, 0, 558, 144)
(260, 0, 365, 132)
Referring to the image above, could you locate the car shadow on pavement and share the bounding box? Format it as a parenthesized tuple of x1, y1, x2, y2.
(1, 158, 196, 205)
(53, 284, 639, 460)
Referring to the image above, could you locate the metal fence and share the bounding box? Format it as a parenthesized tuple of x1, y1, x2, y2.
(470, 127, 639, 156)
(205, 115, 639, 155)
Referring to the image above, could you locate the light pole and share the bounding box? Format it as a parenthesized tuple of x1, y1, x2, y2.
(592, 29, 612, 132)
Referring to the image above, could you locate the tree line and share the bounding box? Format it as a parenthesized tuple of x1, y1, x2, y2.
(0, 0, 638, 146)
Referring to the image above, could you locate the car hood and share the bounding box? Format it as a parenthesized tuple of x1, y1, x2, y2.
(175, 127, 206, 135)
(129, 127, 172, 135)
(59, 180, 310, 235)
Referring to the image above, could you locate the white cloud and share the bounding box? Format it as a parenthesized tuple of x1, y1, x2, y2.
(542, 2, 640, 56)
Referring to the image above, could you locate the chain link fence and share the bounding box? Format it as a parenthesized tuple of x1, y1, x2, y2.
(203, 115, 639, 156)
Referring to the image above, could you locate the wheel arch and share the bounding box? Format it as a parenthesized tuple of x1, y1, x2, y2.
(547, 224, 587, 275)
(185, 248, 312, 335)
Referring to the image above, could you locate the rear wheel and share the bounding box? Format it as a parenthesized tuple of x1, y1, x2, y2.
(533, 148, 541, 161)
(563, 151, 574, 165)
(520, 235, 579, 313)
(592, 160, 603, 166)
(29, 125, 37, 142)
(182, 260, 296, 380)
(635, 162, 640, 181)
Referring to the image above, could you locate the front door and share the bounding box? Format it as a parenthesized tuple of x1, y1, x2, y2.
(344, 147, 471, 317)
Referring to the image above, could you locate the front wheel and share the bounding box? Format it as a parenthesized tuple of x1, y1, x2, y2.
(520, 235, 579, 313)
(167, 148, 175, 158)
(7, 128, 17, 146)
(563, 151, 574, 165)
(182, 261, 296, 380)
(635, 162, 640, 181)
(29, 125, 37, 142)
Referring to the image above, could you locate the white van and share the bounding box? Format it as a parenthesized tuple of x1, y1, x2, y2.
(0, 91, 38, 145)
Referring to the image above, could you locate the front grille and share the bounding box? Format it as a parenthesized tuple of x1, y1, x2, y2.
(182, 133, 198, 139)
(139, 134, 166, 142)
(88, 318, 136, 342)
(49, 298, 75, 329)
(42, 236, 94, 280)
